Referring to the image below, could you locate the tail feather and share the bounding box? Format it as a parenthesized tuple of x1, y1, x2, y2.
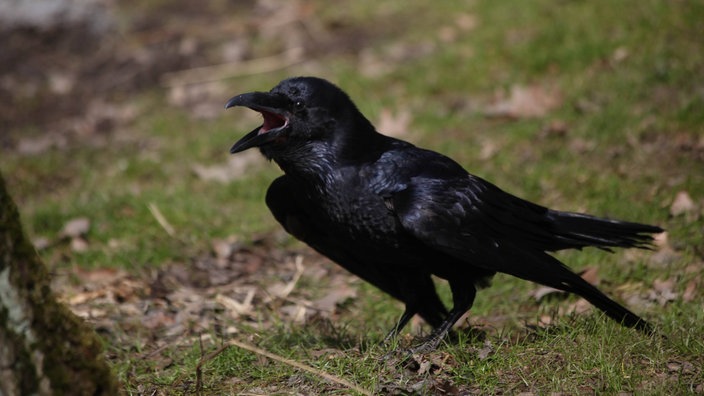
(548, 210, 663, 252)
(502, 249, 653, 334)
(561, 271, 653, 333)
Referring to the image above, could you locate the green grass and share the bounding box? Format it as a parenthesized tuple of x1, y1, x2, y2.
(2, 0, 703, 393)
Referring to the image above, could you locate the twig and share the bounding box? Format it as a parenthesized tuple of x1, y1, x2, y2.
(148, 202, 176, 237)
(160, 47, 305, 87)
(196, 334, 205, 396)
(225, 339, 373, 396)
(278, 254, 305, 298)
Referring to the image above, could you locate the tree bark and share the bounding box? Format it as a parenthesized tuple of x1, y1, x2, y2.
(0, 172, 119, 395)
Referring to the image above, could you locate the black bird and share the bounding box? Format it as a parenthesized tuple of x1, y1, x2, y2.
(225, 77, 662, 351)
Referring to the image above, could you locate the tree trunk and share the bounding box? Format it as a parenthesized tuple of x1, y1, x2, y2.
(0, 172, 119, 395)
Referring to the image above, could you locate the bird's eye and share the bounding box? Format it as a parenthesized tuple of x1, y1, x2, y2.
(294, 101, 304, 108)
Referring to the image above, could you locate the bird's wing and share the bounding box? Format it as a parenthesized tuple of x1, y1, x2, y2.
(386, 173, 567, 271)
(387, 171, 653, 332)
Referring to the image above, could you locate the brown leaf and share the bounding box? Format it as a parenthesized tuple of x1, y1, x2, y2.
(579, 266, 600, 285)
(211, 236, 241, 259)
(477, 340, 493, 360)
(216, 290, 254, 318)
(17, 135, 67, 155)
(682, 279, 698, 303)
(455, 13, 478, 31)
(70, 237, 89, 252)
(265, 255, 304, 300)
(60, 217, 90, 238)
(192, 151, 264, 183)
(670, 191, 697, 216)
(564, 298, 592, 315)
(312, 284, 357, 314)
(376, 108, 411, 137)
(648, 278, 678, 306)
(532, 285, 561, 301)
(652, 231, 669, 249)
(279, 304, 308, 323)
(485, 84, 562, 119)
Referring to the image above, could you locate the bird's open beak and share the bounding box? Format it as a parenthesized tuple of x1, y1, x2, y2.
(225, 92, 290, 154)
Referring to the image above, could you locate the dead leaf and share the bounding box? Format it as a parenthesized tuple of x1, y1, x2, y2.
(479, 139, 500, 160)
(216, 290, 255, 318)
(455, 13, 478, 31)
(376, 108, 411, 137)
(648, 278, 678, 306)
(279, 304, 308, 323)
(70, 237, 89, 252)
(682, 279, 698, 302)
(212, 236, 241, 259)
(564, 298, 592, 315)
(485, 84, 562, 119)
(32, 237, 51, 250)
(652, 231, 669, 249)
(532, 285, 561, 301)
(312, 284, 357, 314)
(579, 267, 600, 285)
(167, 81, 227, 119)
(265, 256, 304, 300)
(17, 135, 67, 155)
(653, 278, 676, 293)
(60, 217, 90, 238)
(477, 340, 493, 360)
(416, 359, 433, 375)
(192, 151, 264, 183)
(611, 46, 629, 64)
(670, 191, 697, 216)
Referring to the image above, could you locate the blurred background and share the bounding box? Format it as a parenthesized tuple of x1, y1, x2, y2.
(1, 0, 702, 393)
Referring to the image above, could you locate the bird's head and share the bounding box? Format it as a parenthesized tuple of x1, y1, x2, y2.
(225, 77, 375, 161)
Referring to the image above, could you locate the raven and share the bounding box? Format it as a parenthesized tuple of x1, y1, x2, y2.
(225, 76, 662, 351)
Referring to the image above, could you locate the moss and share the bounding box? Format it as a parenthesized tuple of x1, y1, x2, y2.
(0, 172, 120, 395)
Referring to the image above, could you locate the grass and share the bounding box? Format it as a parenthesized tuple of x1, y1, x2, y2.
(2, 0, 703, 394)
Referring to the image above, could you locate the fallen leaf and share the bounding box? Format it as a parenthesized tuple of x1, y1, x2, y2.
(192, 151, 264, 183)
(667, 361, 682, 373)
(652, 231, 669, 249)
(455, 13, 478, 31)
(579, 266, 600, 285)
(17, 135, 67, 155)
(532, 285, 560, 301)
(279, 304, 308, 323)
(33, 237, 51, 250)
(212, 236, 241, 259)
(216, 290, 255, 318)
(564, 298, 592, 315)
(682, 279, 698, 302)
(670, 191, 697, 216)
(376, 108, 411, 137)
(70, 237, 89, 252)
(485, 84, 562, 119)
(477, 340, 493, 360)
(611, 46, 629, 63)
(167, 81, 227, 119)
(312, 284, 357, 314)
(479, 139, 499, 160)
(265, 256, 304, 300)
(60, 217, 90, 238)
(648, 278, 678, 306)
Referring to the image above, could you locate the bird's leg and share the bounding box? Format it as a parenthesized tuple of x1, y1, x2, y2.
(382, 307, 415, 344)
(410, 282, 476, 354)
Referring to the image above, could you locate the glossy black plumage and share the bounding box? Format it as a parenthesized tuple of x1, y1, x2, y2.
(225, 77, 662, 350)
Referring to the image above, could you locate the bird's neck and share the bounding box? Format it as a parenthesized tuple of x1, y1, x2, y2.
(271, 127, 391, 187)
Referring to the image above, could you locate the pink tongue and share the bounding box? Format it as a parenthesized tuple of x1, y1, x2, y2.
(260, 111, 286, 134)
